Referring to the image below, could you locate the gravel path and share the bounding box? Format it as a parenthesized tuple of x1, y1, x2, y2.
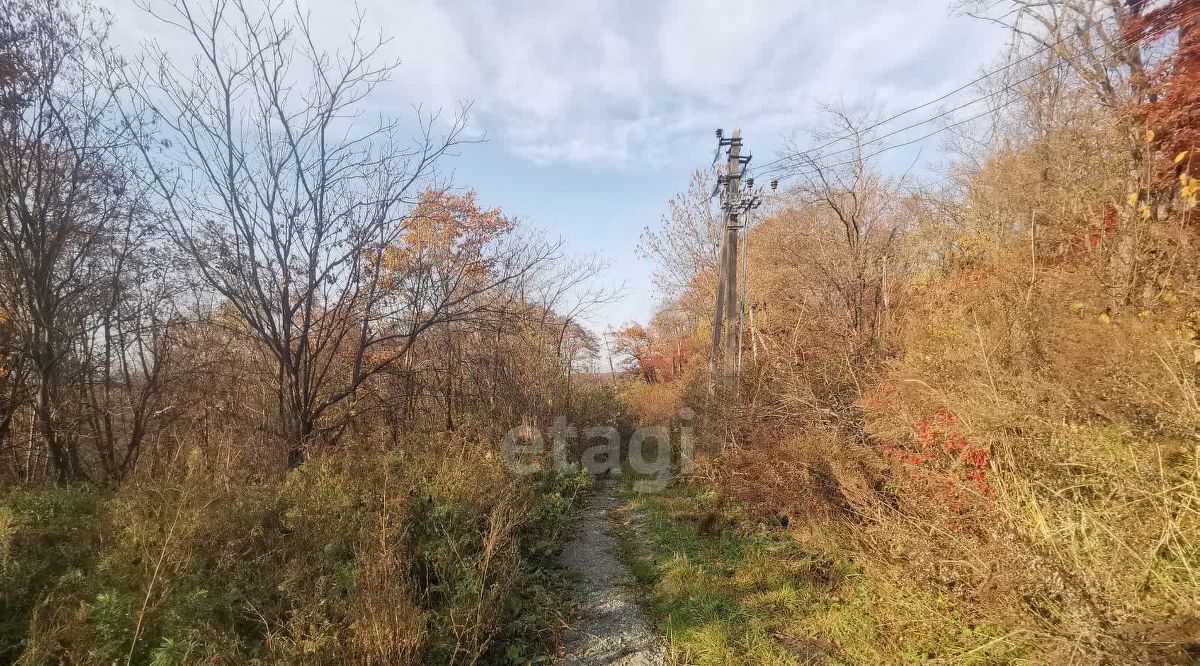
(558, 479, 664, 666)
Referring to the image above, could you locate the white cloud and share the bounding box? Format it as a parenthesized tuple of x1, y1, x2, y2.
(101, 0, 1011, 169)
(655, 0, 807, 93)
(384, 1, 483, 107)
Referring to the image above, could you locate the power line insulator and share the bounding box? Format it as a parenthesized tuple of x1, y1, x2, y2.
(770, 179, 778, 192)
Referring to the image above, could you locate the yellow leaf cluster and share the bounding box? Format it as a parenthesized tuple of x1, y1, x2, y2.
(1180, 171, 1199, 208)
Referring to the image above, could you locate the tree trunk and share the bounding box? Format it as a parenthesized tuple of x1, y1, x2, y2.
(33, 332, 78, 481)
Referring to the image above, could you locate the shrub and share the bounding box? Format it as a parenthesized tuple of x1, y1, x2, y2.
(620, 379, 685, 427)
(0, 487, 100, 662)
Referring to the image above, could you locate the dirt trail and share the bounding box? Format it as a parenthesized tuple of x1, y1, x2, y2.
(558, 479, 664, 665)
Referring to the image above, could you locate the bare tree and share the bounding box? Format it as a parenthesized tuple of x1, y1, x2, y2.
(0, 0, 167, 481)
(961, 0, 1151, 109)
(76, 235, 181, 479)
(782, 108, 907, 354)
(638, 170, 724, 313)
(120, 0, 558, 465)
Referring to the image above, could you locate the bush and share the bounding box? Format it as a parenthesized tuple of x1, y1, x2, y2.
(620, 379, 685, 427)
(0, 487, 100, 662)
(858, 252, 1200, 662)
(683, 235, 1200, 662)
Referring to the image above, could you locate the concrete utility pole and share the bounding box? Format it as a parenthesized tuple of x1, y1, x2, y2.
(707, 129, 763, 393)
(708, 129, 757, 392)
(721, 131, 743, 370)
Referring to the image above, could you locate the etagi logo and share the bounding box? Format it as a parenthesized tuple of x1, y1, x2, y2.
(500, 409, 696, 493)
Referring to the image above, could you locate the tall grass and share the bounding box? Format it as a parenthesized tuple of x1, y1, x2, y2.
(0, 435, 589, 664)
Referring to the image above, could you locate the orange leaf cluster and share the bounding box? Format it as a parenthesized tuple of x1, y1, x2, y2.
(371, 189, 515, 285)
(1129, 1, 1200, 178)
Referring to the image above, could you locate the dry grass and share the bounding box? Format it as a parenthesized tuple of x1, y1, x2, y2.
(1, 433, 590, 664)
(614, 100, 1200, 663)
(669, 238, 1200, 662)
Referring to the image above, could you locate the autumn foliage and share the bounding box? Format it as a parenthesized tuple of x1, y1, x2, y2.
(1129, 0, 1200, 178)
(628, 3, 1200, 662)
(610, 311, 698, 384)
(0, 1, 611, 662)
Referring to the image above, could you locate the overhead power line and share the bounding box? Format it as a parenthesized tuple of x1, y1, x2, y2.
(787, 96, 1022, 180)
(758, 61, 1061, 176)
(756, 7, 1200, 184)
(750, 31, 1066, 174)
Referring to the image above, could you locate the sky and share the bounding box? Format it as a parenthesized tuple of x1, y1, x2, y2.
(104, 0, 1013, 335)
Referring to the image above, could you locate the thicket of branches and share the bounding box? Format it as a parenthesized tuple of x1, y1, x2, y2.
(0, 0, 610, 483)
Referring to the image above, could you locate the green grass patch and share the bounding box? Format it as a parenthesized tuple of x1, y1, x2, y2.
(614, 481, 844, 664)
(613, 481, 1027, 665)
